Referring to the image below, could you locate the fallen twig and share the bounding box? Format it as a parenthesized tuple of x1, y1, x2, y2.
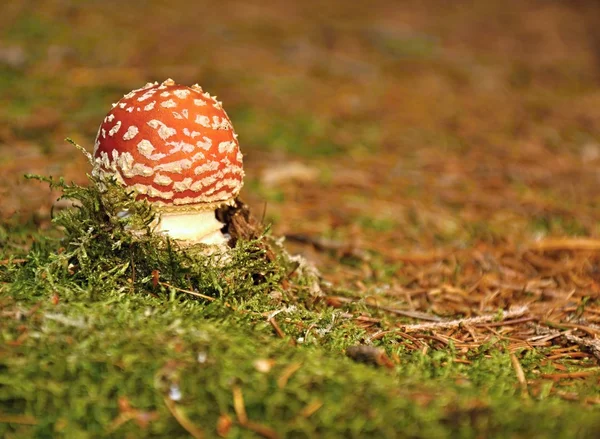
(326, 295, 442, 322)
(564, 333, 600, 361)
(400, 306, 530, 333)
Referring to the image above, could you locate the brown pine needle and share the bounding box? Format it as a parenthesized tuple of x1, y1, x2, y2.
(232, 385, 248, 425)
(269, 317, 286, 338)
(159, 281, 215, 301)
(546, 322, 600, 337)
(244, 421, 280, 439)
(541, 370, 600, 380)
(277, 363, 302, 389)
(530, 238, 600, 251)
(0, 413, 38, 425)
(164, 398, 204, 439)
(232, 385, 279, 439)
(0, 258, 26, 266)
(300, 400, 323, 418)
(475, 317, 536, 328)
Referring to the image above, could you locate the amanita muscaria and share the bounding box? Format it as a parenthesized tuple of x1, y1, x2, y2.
(92, 78, 244, 245)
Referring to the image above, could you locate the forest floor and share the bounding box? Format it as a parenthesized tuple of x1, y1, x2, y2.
(2, 1, 600, 437)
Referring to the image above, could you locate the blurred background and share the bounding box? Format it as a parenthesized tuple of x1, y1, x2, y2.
(2, 0, 600, 277)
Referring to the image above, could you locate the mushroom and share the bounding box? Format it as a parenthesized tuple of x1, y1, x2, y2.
(92, 78, 244, 246)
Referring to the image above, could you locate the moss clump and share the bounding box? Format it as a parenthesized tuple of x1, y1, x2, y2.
(9, 173, 289, 305)
(2, 171, 600, 438)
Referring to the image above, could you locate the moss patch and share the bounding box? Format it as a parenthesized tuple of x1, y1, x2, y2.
(1, 170, 599, 438)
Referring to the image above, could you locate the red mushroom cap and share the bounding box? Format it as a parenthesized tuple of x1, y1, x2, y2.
(93, 79, 244, 211)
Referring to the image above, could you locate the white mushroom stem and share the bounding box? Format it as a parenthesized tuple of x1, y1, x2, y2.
(154, 210, 227, 246)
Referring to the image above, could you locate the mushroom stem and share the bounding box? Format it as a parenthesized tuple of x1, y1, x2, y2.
(155, 210, 227, 245)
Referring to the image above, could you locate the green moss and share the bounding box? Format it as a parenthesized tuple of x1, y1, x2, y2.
(1, 169, 600, 438)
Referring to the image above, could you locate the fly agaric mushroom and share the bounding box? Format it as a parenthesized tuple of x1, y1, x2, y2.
(92, 78, 244, 245)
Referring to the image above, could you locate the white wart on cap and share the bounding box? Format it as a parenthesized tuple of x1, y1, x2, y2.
(93, 78, 244, 245)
